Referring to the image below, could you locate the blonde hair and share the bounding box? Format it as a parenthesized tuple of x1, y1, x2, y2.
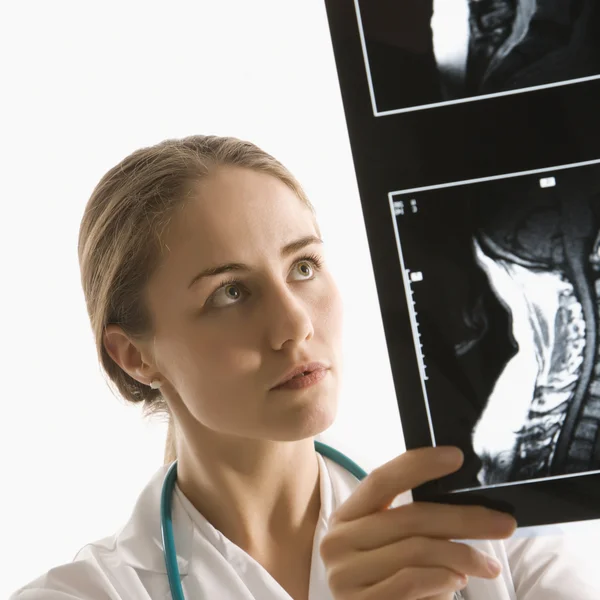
(77, 135, 315, 464)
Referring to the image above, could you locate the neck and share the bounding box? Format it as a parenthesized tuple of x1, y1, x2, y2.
(175, 435, 321, 556)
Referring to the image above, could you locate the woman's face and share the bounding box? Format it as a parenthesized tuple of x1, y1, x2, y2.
(144, 166, 343, 442)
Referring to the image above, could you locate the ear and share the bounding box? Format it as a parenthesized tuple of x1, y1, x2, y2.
(103, 324, 156, 386)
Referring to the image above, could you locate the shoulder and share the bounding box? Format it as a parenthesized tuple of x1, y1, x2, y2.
(9, 543, 119, 599)
(10, 465, 172, 600)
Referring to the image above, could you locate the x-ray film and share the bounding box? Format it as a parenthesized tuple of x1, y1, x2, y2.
(325, 0, 600, 526)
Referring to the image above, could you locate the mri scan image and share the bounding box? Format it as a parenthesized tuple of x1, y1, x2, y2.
(391, 163, 600, 488)
(354, 0, 600, 114)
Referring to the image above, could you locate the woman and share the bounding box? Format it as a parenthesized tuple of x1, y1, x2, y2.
(11, 135, 598, 599)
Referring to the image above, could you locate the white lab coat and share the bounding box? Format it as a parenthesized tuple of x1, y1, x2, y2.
(11, 452, 600, 599)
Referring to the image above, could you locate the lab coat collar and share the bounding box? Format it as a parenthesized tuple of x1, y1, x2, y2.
(115, 464, 192, 575)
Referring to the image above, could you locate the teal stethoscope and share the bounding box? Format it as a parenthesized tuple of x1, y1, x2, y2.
(160, 440, 465, 600)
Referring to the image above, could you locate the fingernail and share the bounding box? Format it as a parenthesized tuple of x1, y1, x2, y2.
(486, 556, 502, 576)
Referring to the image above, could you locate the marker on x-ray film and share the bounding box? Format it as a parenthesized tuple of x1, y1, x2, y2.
(539, 176, 556, 188)
(394, 200, 405, 215)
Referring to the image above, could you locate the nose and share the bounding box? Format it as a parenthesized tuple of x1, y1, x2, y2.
(266, 283, 314, 351)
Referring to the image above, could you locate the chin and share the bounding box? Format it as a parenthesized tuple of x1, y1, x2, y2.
(278, 393, 339, 442)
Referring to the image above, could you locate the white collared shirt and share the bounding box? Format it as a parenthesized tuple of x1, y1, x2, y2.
(11, 453, 599, 599)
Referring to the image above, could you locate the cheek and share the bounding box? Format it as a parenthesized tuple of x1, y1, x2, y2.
(184, 336, 260, 381)
(165, 333, 238, 390)
(315, 279, 344, 339)
(168, 336, 261, 422)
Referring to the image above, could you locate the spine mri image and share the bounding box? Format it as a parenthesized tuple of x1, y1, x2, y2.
(356, 0, 600, 114)
(392, 165, 600, 487)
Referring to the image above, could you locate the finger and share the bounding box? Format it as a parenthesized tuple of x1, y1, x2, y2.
(331, 447, 464, 524)
(359, 567, 467, 600)
(325, 537, 501, 589)
(328, 503, 516, 553)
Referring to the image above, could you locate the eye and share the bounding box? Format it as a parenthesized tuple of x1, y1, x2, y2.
(207, 280, 245, 308)
(294, 261, 313, 279)
(289, 254, 323, 281)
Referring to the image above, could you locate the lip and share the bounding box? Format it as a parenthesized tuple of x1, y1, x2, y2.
(271, 362, 329, 390)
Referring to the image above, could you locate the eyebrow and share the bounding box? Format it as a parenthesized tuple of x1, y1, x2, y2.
(187, 235, 323, 289)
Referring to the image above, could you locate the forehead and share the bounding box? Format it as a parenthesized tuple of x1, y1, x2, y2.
(166, 166, 318, 262)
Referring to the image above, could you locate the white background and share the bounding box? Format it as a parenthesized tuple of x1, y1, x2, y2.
(1, 1, 598, 596)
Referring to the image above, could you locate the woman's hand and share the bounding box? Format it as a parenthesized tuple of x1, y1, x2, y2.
(319, 446, 517, 600)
